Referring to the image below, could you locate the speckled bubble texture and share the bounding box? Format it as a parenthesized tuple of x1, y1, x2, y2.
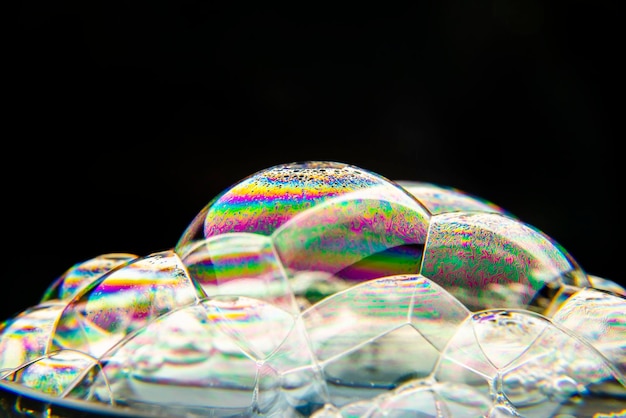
(1, 161, 624, 417)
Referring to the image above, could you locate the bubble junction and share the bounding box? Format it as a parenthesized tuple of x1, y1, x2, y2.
(0, 161, 624, 417)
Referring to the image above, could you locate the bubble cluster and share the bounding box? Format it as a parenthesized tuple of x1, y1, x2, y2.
(1, 161, 624, 417)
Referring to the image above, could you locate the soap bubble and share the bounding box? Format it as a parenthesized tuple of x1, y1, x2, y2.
(64, 296, 317, 417)
(433, 309, 624, 417)
(50, 250, 205, 358)
(397, 178, 590, 313)
(420, 211, 589, 312)
(2, 350, 98, 397)
(550, 287, 626, 386)
(312, 304, 625, 417)
(395, 180, 512, 216)
(311, 380, 493, 417)
(587, 275, 626, 297)
(0, 301, 66, 374)
(175, 161, 589, 314)
(301, 274, 470, 407)
(176, 161, 431, 309)
(176, 232, 301, 313)
(0, 161, 623, 417)
(41, 253, 139, 302)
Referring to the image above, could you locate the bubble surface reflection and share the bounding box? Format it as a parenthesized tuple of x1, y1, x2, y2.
(1, 161, 624, 417)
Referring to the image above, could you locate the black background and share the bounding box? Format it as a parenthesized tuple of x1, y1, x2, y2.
(5, 1, 622, 320)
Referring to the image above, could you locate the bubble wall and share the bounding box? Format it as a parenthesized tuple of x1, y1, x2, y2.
(1, 161, 624, 417)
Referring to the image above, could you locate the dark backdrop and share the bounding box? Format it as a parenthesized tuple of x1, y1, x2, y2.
(5, 1, 622, 320)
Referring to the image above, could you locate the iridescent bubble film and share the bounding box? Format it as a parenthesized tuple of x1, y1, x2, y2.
(0, 161, 624, 417)
(41, 253, 139, 302)
(550, 288, 626, 383)
(420, 211, 589, 312)
(396, 180, 511, 216)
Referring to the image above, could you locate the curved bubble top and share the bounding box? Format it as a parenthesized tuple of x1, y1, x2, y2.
(396, 180, 511, 216)
(421, 211, 588, 311)
(175, 161, 432, 309)
(41, 253, 139, 302)
(176, 161, 430, 252)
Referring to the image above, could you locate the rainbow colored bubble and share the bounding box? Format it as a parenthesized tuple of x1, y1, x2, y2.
(1, 161, 624, 417)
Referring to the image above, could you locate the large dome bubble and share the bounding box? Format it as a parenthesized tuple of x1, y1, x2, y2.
(1, 161, 624, 417)
(175, 161, 431, 313)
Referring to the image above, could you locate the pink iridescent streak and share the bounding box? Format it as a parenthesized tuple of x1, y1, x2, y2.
(205, 189, 365, 237)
